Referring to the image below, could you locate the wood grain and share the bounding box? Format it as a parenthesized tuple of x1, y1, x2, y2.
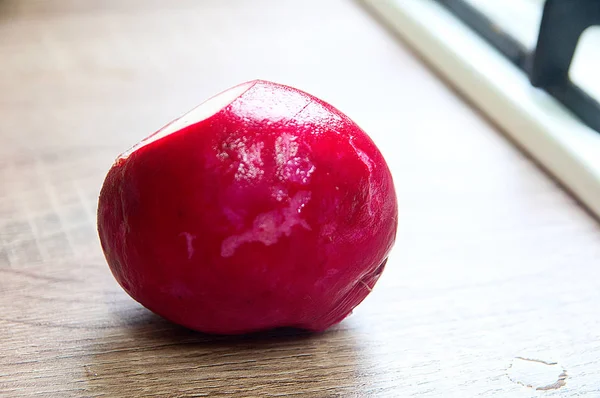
(1, 0, 599, 396)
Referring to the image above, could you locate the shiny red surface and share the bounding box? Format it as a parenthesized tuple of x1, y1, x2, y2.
(98, 80, 398, 334)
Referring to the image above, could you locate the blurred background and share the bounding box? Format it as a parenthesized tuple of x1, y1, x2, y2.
(2, 1, 600, 396)
(0, 0, 416, 155)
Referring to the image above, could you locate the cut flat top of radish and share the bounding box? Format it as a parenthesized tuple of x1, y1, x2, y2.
(118, 81, 256, 160)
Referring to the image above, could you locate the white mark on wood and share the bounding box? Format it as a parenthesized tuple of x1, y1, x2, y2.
(507, 357, 567, 391)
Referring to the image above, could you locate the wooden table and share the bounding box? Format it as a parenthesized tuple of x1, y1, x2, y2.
(1, 1, 599, 396)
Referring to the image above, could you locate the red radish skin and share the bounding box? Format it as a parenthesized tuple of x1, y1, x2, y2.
(98, 80, 398, 335)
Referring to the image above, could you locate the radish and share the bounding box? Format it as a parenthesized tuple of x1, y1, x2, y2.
(98, 80, 397, 334)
